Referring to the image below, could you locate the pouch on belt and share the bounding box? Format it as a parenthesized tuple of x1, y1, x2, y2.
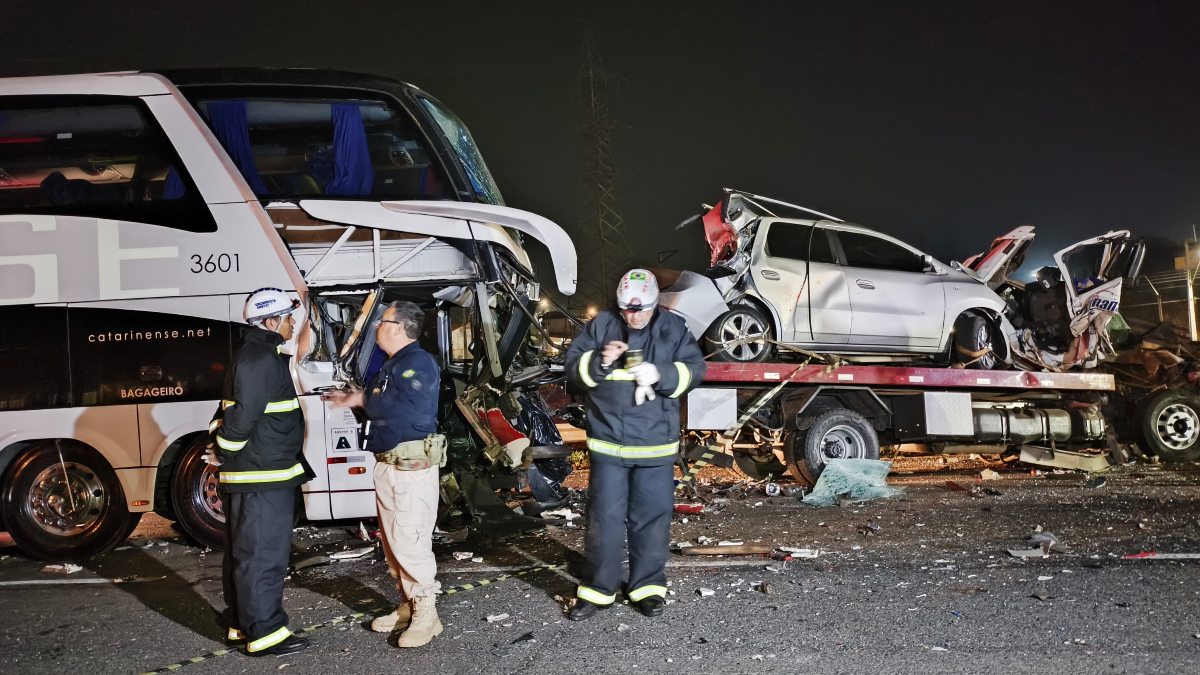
(375, 434, 447, 470)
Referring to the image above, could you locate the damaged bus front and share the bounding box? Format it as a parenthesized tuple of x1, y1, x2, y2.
(0, 69, 576, 557)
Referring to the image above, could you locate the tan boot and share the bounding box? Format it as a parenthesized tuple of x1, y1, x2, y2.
(370, 601, 412, 633)
(397, 596, 443, 648)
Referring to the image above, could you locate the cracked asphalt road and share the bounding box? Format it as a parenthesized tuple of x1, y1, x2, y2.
(2, 461, 1200, 674)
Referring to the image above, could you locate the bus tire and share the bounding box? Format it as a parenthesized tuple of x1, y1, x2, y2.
(170, 436, 225, 550)
(1136, 389, 1200, 463)
(0, 442, 131, 560)
(784, 409, 879, 485)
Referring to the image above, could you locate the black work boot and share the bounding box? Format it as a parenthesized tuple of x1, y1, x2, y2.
(568, 599, 610, 621)
(634, 596, 666, 617)
(248, 634, 310, 657)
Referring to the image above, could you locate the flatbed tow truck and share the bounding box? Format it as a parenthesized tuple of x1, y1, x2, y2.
(682, 360, 1125, 484)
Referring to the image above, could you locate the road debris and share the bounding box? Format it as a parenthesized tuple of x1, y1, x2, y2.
(329, 544, 377, 560)
(486, 613, 510, 623)
(679, 544, 774, 556)
(40, 563, 82, 574)
(980, 469, 1000, 480)
(802, 458, 901, 506)
(697, 587, 716, 598)
(1123, 552, 1200, 560)
(453, 551, 475, 561)
(1084, 476, 1107, 489)
(674, 503, 704, 514)
(290, 555, 331, 573)
(777, 546, 820, 558)
(540, 508, 580, 521)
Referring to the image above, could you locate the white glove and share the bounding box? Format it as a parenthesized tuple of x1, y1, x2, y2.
(203, 442, 222, 467)
(629, 362, 660, 387)
(634, 384, 657, 405)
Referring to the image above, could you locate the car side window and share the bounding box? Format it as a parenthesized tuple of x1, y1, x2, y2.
(0, 96, 216, 232)
(765, 222, 836, 263)
(837, 231, 926, 273)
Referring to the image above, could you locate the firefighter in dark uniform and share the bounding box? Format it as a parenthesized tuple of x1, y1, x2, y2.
(565, 269, 707, 619)
(207, 287, 312, 657)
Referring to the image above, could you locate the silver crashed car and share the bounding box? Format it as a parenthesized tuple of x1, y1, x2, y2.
(659, 189, 1143, 371)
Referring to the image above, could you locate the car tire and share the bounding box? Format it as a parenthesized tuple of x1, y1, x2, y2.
(784, 409, 879, 485)
(705, 306, 773, 362)
(733, 451, 788, 480)
(0, 442, 131, 560)
(951, 314, 998, 370)
(170, 435, 225, 550)
(1135, 389, 1200, 462)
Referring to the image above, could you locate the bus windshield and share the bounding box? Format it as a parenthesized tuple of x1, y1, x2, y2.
(419, 97, 504, 206)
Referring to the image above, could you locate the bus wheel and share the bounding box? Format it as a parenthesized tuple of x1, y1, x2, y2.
(170, 436, 225, 550)
(0, 442, 131, 560)
(784, 409, 879, 485)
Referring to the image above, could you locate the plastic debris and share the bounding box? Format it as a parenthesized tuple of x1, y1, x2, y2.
(453, 551, 475, 561)
(802, 459, 900, 507)
(330, 544, 376, 560)
(697, 588, 716, 597)
(777, 546, 820, 558)
(290, 555, 331, 573)
(40, 563, 82, 574)
(540, 508, 580, 521)
(674, 503, 704, 514)
(486, 613, 510, 623)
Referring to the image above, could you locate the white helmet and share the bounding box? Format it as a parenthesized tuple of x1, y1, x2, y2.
(244, 287, 299, 325)
(616, 269, 659, 310)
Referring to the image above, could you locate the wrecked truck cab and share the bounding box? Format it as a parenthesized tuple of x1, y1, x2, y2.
(962, 226, 1145, 371)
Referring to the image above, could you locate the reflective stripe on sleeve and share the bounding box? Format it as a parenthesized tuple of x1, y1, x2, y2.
(576, 585, 616, 606)
(208, 419, 221, 433)
(215, 435, 247, 451)
(227, 627, 245, 641)
(669, 361, 691, 398)
(628, 584, 668, 602)
(218, 462, 305, 484)
(586, 438, 679, 459)
(221, 399, 237, 410)
(264, 398, 299, 413)
(578, 350, 598, 388)
(247, 625, 291, 652)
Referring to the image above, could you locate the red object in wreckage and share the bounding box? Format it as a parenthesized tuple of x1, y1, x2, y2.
(673, 503, 705, 514)
(701, 199, 737, 267)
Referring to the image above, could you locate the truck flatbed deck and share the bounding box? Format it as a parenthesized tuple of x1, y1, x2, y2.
(702, 362, 1114, 392)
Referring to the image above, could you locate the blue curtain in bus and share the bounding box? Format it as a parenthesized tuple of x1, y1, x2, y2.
(162, 166, 186, 199)
(204, 101, 268, 195)
(326, 103, 374, 196)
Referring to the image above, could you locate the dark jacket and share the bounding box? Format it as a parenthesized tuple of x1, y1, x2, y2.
(565, 309, 706, 466)
(362, 342, 441, 451)
(213, 328, 308, 493)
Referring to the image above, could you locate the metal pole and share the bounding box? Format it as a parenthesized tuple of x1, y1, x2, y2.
(1189, 240, 1199, 340)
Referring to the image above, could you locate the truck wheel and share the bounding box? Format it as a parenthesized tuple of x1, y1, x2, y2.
(170, 436, 225, 550)
(705, 306, 773, 362)
(1136, 389, 1200, 462)
(951, 314, 997, 370)
(733, 451, 787, 480)
(784, 409, 879, 485)
(0, 442, 131, 560)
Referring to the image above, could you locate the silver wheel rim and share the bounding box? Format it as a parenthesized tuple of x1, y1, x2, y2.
(1156, 403, 1199, 451)
(200, 463, 225, 522)
(719, 311, 767, 360)
(28, 461, 106, 535)
(819, 424, 868, 462)
(974, 320, 995, 368)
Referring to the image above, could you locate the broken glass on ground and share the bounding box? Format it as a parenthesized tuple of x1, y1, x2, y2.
(801, 458, 901, 507)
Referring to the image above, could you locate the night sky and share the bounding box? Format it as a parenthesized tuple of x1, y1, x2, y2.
(4, 1, 1199, 291)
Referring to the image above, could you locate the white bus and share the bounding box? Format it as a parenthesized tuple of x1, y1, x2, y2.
(0, 69, 576, 559)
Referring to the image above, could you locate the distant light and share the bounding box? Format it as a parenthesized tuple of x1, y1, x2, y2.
(586, 305, 598, 317)
(539, 298, 549, 309)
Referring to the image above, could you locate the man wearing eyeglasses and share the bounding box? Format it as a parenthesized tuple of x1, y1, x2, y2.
(322, 300, 446, 648)
(565, 269, 706, 620)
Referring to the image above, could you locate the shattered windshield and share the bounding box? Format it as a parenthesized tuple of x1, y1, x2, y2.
(192, 97, 453, 202)
(419, 97, 504, 206)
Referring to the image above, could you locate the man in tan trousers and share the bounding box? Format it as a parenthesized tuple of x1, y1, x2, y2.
(323, 300, 444, 648)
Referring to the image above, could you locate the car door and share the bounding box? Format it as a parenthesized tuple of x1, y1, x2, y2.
(754, 220, 851, 344)
(834, 229, 946, 348)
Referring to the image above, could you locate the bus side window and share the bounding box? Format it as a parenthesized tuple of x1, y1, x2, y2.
(0, 306, 72, 409)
